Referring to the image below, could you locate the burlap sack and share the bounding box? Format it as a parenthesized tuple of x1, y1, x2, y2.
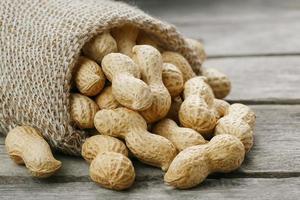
(0, 0, 202, 155)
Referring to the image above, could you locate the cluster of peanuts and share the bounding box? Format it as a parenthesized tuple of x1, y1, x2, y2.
(5, 25, 255, 190)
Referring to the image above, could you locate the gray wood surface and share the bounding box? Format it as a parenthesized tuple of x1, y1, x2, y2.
(134, 0, 300, 57)
(1, 0, 300, 199)
(205, 56, 300, 102)
(1, 178, 299, 200)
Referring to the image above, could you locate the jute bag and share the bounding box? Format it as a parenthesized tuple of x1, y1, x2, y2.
(0, 0, 202, 155)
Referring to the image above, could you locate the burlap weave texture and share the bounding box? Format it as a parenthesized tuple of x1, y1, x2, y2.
(0, 0, 202, 155)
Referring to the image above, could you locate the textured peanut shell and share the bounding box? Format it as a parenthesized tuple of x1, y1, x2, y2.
(132, 45, 171, 123)
(179, 77, 217, 138)
(5, 126, 61, 178)
(166, 96, 183, 124)
(179, 96, 217, 138)
(101, 53, 153, 111)
(164, 134, 245, 189)
(153, 119, 207, 151)
(74, 56, 106, 96)
(202, 67, 231, 99)
(185, 38, 206, 62)
(90, 152, 135, 190)
(82, 31, 117, 64)
(162, 51, 196, 82)
(228, 103, 256, 128)
(94, 108, 177, 171)
(213, 99, 230, 119)
(162, 63, 184, 97)
(183, 76, 215, 107)
(215, 116, 254, 153)
(70, 93, 99, 129)
(111, 25, 139, 57)
(94, 86, 120, 109)
(81, 135, 128, 163)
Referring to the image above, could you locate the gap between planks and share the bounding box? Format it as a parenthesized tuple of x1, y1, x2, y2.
(207, 52, 300, 59)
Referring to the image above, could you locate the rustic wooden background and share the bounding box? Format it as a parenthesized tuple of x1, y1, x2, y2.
(1, 0, 300, 199)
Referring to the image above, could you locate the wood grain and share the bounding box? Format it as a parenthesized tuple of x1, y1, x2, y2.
(204, 56, 300, 102)
(0, 178, 299, 200)
(133, 0, 300, 56)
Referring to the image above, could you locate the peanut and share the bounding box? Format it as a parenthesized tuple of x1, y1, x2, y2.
(213, 99, 230, 119)
(215, 116, 253, 153)
(179, 76, 217, 138)
(5, 126, 61, 178)
(153, 119, 207, 151)
(111, 25, 139, 57)
(101, 53, 153, 111)
(162, 63, 184, 97)
(132, 45, 171, 123)
(94, 86, 120, 109)
(74, 56, 106, 96)
(162, 51, 196, 82)
(81, 135, 134, 190)
(90, 152, 135, 190)
(215, 103, 255, 152)
(202, 67, 231, 99)
(185, 38, 206, 62)
(70, 93, 99, 129)
(82, 31, 117, 63)
(166, 96, 183, 124)
(164, 134, 245, 189)
(228, 103, 256, 128)
(94, 107, 177, 171)
(82, 135, 128, 163)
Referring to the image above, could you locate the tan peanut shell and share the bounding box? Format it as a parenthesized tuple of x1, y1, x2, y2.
(132, 45, 171, 123)
(111, 25, 139, 57)
(215, 115, 254, 153)
(185, 38, 206, 62)
(94, 108, 177, 171)
(70, 93, 99, 129)
(82, 31, 117, 63)
(213, 99, 230, 119)
(81, 135, 128, 163)
(166, 96, 183, 124)
(183, 76, 215, 107)
(179, 77, 217, 138)
(153, 119, 207, 151)
(228, 103, 256, 128)
(5, 126, 61, 178)
(162, 51, 196, 82)
(164, 134, 245, 189)
(101, 53, 153, 111)
(162, 63, 184, 97)
(94, 86, 120, 109)
(202, 67, 231, 99)
(74, 56, 106, 96)
(90, 152, 135, 190)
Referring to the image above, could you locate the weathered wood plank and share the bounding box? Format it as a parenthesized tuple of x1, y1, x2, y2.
(204, 56, 300, 102)
(133, 0, 300, 56)
(0, 105, 299, 181)
(0, 178, 299, 200)
(134, 0, 300, 21)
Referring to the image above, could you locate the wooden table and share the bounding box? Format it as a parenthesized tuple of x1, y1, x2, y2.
(1, 0, 300, 199)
